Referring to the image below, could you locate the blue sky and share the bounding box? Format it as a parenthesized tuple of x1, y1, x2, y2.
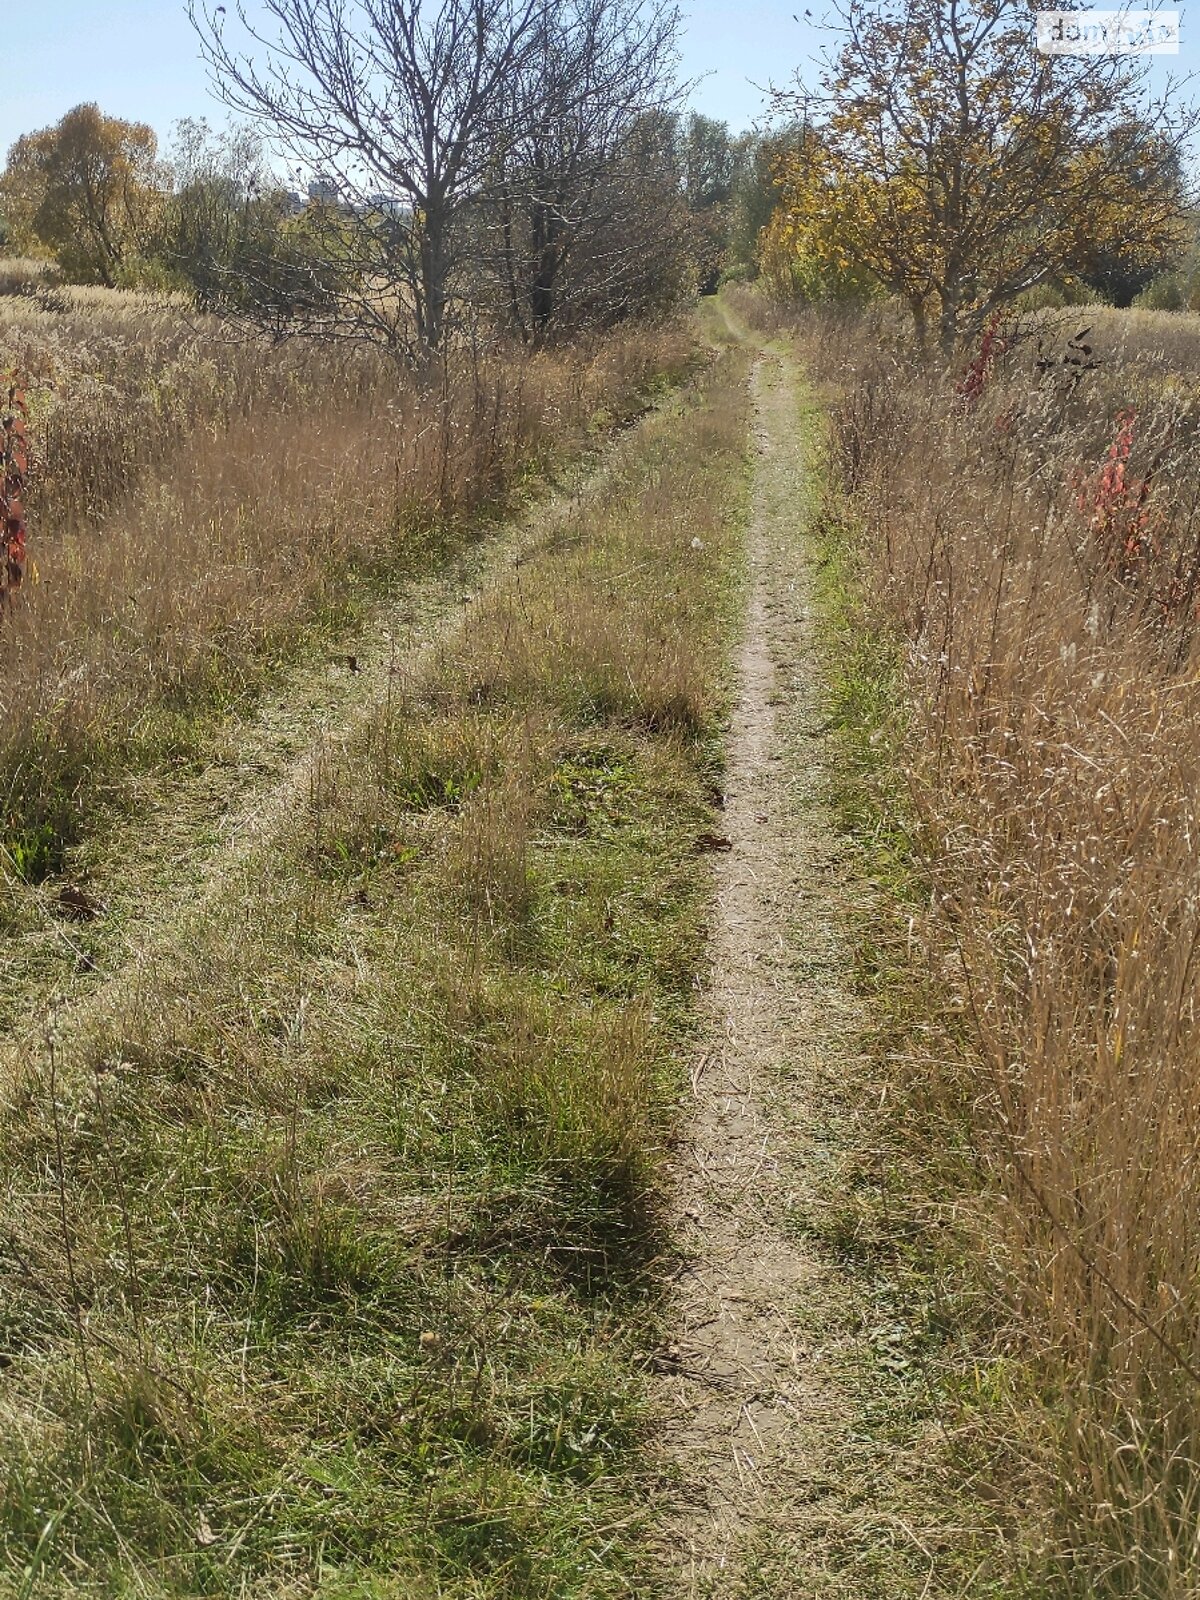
(7, 1, 1194, 160)
(6, 1, 822, 158)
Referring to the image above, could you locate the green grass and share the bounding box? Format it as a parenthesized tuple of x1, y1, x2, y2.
(0, 347, 751, 1597)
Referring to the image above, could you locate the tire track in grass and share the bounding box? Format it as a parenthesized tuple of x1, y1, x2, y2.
(0, 391, 683, 1082)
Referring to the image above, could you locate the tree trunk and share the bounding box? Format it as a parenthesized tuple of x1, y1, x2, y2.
(937, 294, 959, 358)
(910, 297, 929, 354)
(499, 190, 529, 343)
(527, 189, 561, 349)
(418, 206, 448, 357)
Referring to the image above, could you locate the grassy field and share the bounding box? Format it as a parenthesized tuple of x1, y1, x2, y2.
(0, 292, 694, 885)
(0, 293, 751, 1595)
(20, 264, 1200, 1596)
(725, 284, 1200, 1595)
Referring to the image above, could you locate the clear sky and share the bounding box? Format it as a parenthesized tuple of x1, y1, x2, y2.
(7, 1, 822, 158)
(5, 0, 1194, 160)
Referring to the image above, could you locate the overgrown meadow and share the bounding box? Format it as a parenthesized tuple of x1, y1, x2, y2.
(0, 289, 693, 881)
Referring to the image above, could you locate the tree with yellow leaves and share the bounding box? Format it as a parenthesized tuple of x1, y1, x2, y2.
(1, 105, 165, 287)
(766, 0, 1194, 351)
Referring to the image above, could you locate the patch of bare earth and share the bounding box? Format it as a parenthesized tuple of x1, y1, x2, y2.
(654, 349, 892, 1596)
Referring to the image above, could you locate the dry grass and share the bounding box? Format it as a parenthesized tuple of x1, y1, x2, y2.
(0, 345, 751, 1595)
(753, 289, 1200, 1594)
(0, 291, 694, 878)
(0, 257, 61, 299)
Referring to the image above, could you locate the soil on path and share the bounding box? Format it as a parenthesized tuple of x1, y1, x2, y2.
(654, 343, 886, 1596)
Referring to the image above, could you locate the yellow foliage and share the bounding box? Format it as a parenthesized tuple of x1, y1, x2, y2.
(0, 104, 165, 287)
(762, 0, 1192, 347)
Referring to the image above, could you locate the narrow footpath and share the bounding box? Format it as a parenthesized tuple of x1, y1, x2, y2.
(654, 342, 933, 1597)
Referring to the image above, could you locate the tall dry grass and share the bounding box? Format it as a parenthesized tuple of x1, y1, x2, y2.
(0, 293, 693, 873)
(763, 292, 1200, 1593)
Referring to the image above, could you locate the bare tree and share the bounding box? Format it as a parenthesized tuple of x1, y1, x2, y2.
(189, 0, 547, 356)
(486, 0, 685, 344)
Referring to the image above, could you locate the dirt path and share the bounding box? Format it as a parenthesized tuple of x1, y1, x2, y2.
(654, 343, 878, 1595)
